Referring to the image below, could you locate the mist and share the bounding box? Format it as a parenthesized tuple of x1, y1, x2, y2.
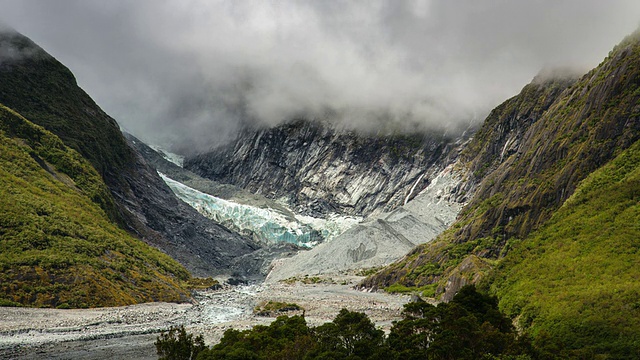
(0, 0, 639, 152)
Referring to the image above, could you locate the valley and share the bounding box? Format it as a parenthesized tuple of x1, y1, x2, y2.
(0, 275, 409, 360)
(0, 4, 639, 359)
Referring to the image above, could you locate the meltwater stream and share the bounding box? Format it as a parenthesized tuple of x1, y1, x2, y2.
(160, 173, 359, 247)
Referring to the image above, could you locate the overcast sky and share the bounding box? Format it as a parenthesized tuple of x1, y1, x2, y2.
(1, 0, 639, 152)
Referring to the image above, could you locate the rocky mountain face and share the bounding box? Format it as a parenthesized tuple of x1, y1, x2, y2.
(362, 30, 640, 357)
(258, 73, 575, 283)
(184, 119, 470, 218)
(0, 29, 262, 279)
(366, 31, 640, 296)
(266, 163, 467, 282)
(362, 75, 582, 295)
(0, 104, 192, 307)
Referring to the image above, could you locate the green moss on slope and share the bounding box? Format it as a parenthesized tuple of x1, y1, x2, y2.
(364, 30, 640, 299)
(0, 104, 116, 225)
(485, 139, 640, 359)
(0, 29, 133, 225)
(0, 105, 190, 308)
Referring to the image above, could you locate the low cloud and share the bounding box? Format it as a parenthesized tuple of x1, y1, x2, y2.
(0, 1, 639, 152)
(0, 24, 40, 66)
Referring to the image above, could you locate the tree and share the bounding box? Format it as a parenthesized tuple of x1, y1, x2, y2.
(312, 309, 387, 359)
(197, 315, 314, 360)
(155, 325, 206, 360)
(388, 285, 534, 360)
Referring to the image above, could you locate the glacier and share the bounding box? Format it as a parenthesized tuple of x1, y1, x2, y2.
(148, 144, 184, 167)
(159, 173, 360, 248)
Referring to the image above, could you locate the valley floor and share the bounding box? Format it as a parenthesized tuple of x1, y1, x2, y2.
(0, 275, 410, 360)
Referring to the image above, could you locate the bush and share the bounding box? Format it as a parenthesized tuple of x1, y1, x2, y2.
(155, 325, 205, 360)
(188, 286, 535, 359)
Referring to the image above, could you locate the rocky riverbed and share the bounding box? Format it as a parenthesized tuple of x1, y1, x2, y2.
(0, 275, 410, 360)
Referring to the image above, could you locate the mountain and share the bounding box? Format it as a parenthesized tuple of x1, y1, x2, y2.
(181, 115, 475, 280)
(364, 30, 640, 357)
(126, 132, 344, 246)
(488, 133, 640, 358)
(362, 74, 579, 294)
(266, 154, 468, 282)
(184, 119, 469, 218)
(0, 28, 266, 293)
(0, 104, 190, 307)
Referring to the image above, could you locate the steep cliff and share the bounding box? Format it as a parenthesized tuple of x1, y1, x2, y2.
(0, 104, 191, 307)
(0, 29, 260, 278)
(264, 75, 572, 280)
(184, 119, 469, 218)
(363, 30, 640, 356)
(488, 137, 640, 358)
(266, 163, 467, 282)
(366, 32, 640, 291)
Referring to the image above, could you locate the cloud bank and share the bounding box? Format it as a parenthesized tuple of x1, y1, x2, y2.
(1, 0, 639, 152)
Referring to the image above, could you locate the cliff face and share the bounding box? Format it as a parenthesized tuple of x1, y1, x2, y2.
(266, 164, 467, 282)
(185, 119, 470, 218)
(263, 76, 575, 282)
(364, 31, 640, 299)
(0, 29, 260, 278)
(0, 104, 192, 307)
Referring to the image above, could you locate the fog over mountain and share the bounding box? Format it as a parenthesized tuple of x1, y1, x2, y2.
(1, 0, 639, 152)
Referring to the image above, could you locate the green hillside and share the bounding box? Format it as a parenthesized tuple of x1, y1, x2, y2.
(366, 30, 640, 292)
(0, 30, 133, 225)
(487, 139, 640, 359)
(364, 30, 640, 357)
(0, 104, 190, 308)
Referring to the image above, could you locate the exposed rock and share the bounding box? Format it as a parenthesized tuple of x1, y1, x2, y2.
(266, 165, 466, 282)
(185, 119, 470, 218)
(0, 29, 265, 278)
(440, 255, 491, 302)
(116, 142, 261, 277)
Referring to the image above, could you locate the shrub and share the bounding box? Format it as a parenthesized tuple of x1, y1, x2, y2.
(155, 325, 205, 360)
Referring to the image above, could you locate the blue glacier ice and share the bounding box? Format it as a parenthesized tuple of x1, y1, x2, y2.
(159, 173, 359, 248)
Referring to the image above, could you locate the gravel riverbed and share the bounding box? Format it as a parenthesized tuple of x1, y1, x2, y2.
(0, 275, 410, 360)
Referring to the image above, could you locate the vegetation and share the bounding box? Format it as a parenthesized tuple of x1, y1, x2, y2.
(0, 31, 133, 225)
(156, 325, 206, 360)
(363, 30, 640, 358)
(0, 104, 190, 307)
(367, 29, 640, 295)
(156, 285, 533, 359)
(354, 266, 384, 277)
(253, 300, 304, 316)
(486, 139, 640, 359)
(185, 277, 220, 290)
(281, 275, 336, 285)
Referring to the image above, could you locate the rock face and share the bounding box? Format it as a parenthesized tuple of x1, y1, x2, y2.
(127, 133, 360, 245)
(365, 31, 640, 298)
(116, 143, 260, 277)
(362, 75, 580, 294)
(266, 164, 468, 282)
(0, 29, 263, 278)
(185, 119, 469, 218)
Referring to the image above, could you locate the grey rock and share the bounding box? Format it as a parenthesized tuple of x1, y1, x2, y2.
(117, 139, 261, 277)
(266, 165, 467, 282)
(184, 119, 470, 218)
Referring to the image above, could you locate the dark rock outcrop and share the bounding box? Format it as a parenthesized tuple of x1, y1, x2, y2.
(185, 119, 470, 218)
(0, 29, 263, 278)
(364, 31, 640, 297)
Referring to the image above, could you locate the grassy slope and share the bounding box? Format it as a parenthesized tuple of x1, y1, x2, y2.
(365, 31, 640, 298)
(0, 104, 190, 308)
(0, 30, 133, 226)
(486, 139, 640, 358)
(363, 77, 577, 294)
